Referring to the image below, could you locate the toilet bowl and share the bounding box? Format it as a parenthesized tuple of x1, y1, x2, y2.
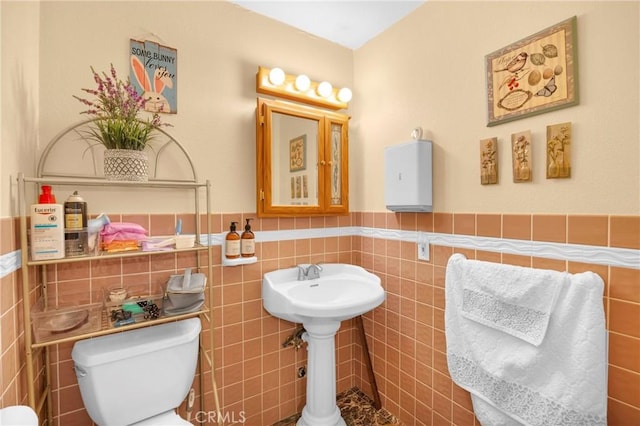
(0, 406, 38, 426)
(72, 318, 201, 426)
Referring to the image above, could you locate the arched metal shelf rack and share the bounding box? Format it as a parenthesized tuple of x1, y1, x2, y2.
(37, 118, 198, 182)
(17, 119, 222, 425)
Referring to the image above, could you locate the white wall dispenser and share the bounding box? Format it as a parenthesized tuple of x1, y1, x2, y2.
(384, 139, 433, 212)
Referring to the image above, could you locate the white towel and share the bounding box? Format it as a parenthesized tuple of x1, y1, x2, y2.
(445, 253, 607, 426)
(455, 254, 564, 346)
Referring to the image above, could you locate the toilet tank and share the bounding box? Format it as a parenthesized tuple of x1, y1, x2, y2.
(72, 318, 201, 426)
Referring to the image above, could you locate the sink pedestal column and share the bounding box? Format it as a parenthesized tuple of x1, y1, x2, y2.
(297, 320, 346, 426)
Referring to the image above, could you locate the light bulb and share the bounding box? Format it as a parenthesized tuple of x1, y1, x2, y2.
(317, 81, 333, 98)
(268, 67, 285, 86)
(295, 74, 311, 92)
(337, 87, 352, 103)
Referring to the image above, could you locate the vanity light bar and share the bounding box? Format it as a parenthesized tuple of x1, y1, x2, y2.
(256, 66, 351, 111)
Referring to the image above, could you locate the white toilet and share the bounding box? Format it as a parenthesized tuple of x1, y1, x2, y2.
(71, 318, 201, 425)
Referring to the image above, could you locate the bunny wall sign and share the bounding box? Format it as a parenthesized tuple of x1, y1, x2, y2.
(130, 39, 177, 114)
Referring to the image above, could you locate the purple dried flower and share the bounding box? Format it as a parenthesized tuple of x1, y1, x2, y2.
(73, 63, 170, 150)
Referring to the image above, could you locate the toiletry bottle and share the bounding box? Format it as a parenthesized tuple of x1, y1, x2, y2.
(225, 222, 241, 259)
(241, 218, 255, 258)
(30, 185, 65, 260)
(64, 191, 88, 257)
(39, 185, 57, 203)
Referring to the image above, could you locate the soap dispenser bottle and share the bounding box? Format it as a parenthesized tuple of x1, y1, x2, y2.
(30, 185, 65, 261)
(241, 218, 255, 258)
(225, 221, 241, 259)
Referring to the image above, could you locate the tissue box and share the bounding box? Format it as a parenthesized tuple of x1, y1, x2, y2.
(165, 269, 206, 308)
(31, 299, 101, 343)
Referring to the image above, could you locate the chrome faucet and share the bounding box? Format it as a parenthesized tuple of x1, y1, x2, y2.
(297, 265, 307, 281)
(296, 264, 323, 281)
(306, 264, 323, 280)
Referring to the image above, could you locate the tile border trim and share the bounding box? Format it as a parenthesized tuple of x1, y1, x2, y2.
(0, 249, 21, 279)
(216, 226, 640, 270)
(3, 226, 638, 279)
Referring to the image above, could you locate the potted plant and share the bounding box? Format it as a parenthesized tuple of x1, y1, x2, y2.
(74, 64, 169, 181)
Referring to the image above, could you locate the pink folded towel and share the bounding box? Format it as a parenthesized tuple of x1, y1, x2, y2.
(100, 222, 147, 244)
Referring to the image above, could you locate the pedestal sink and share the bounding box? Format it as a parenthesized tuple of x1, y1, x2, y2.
(262, 264, 385, 426)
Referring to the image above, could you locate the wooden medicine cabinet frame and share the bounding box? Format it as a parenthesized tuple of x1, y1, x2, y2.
(256, 97, 349, 217)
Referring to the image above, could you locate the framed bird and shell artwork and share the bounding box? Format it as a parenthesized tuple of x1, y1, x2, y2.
(486, 16, 578, 127)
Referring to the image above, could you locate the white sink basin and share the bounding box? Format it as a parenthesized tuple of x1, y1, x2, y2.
(262, 263, 385, 323)
(263, 263, 384, 425)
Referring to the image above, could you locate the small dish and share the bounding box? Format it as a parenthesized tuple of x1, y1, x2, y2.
(39, 310, 89, 333)
(175, 235, 195, 249)
(109, 287, 128, 303)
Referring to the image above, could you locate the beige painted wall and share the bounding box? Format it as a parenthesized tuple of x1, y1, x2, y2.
(2, 1, 639, 217)
(1, 1, 41, 217)
(353, 1, 639, 214)
(1, 1, 353, 216)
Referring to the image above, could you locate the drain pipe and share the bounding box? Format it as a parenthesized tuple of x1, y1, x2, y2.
(283, 326, 307, 350)
(356, 315, 382, 410)
(185, 388, 195, 422)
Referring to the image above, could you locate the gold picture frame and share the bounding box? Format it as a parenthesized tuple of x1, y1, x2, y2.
(295, 176, 302, 198)
(290, 177, 295, 199)
(302, 175, 308, 198)
(289, 134, 307, 172)
(486, 16, 578, 127)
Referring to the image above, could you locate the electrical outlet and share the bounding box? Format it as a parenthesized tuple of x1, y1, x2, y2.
(417, 241, 429, 261)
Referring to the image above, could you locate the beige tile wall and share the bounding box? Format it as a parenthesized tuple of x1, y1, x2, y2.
(1, 213, 638, 425)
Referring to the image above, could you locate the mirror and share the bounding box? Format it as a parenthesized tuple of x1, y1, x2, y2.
(271, 112, 319, 206)
(256, 97, 349, 217)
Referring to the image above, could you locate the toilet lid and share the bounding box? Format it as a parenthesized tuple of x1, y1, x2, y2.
(0, 406, 39, 426)
(129, 410, 192, 426)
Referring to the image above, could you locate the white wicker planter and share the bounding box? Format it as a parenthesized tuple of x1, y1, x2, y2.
(103, 149, 149, 182)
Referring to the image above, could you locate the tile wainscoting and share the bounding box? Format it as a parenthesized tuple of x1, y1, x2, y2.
(1, 212, 638, 425)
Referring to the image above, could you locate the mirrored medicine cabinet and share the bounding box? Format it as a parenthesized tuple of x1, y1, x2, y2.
(256, 97, 349, 217)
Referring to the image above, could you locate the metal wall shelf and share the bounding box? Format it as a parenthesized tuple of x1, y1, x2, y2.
(30, 307, 210, 349)
(25, 243, 208, 267)
(17, 119, 221, 426)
